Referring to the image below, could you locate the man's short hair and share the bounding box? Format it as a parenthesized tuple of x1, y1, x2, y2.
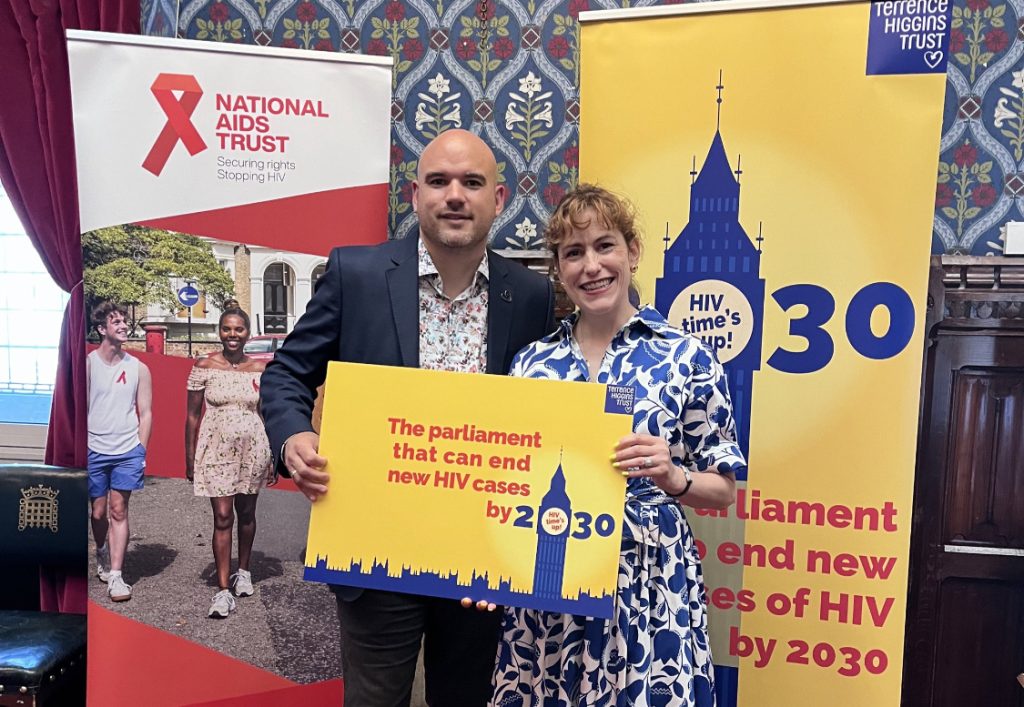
(91, 301, 129, 333)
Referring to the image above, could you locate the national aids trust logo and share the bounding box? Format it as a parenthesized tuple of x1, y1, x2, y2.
(143, 73, 207, 176)
(140, 72, 330, 180)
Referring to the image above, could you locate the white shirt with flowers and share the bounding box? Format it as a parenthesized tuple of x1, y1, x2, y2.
(417, 239, 488, 373)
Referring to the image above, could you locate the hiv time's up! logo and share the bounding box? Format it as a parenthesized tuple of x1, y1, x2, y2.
(141, 72, 331, 177)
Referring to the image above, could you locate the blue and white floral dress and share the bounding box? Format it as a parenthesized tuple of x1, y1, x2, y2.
(491, 306, 747, 707)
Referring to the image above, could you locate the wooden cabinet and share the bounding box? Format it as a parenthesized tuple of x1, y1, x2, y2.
(903, 256, 1024, 707)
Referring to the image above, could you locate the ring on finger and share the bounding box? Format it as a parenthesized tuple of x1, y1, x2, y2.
(643, 457, 653, 469)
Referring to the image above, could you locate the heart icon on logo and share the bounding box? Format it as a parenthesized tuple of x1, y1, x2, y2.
(924, 50, 944, 69)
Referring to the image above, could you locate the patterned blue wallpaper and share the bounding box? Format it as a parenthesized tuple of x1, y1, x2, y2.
(139, 0, 1015, 255)
(937, 0, 1021, 254)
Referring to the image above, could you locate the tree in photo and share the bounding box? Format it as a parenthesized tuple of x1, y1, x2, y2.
(83, 225, 235, 336)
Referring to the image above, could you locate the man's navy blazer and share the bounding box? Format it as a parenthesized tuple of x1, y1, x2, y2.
(260, 234, 556, 480)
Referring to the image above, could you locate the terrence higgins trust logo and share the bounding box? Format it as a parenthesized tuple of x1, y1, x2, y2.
(142, 73, 207, 177)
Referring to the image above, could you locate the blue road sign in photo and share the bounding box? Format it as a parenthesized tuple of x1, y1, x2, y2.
(177, 285, 200, 308)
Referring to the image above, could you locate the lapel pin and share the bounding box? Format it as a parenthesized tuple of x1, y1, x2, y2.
(501, 289, 512, 302)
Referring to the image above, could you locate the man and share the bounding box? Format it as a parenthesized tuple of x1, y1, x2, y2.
(87, 302, 153, 603)
(260, 129, 555, 706)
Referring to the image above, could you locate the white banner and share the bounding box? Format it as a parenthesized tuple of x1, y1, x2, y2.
(68, 31, 392, 249)
(71, 33, 394, 705)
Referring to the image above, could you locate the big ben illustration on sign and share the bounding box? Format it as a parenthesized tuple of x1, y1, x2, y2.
(655, 75, 764, 475)
(532, 459, 571, 601)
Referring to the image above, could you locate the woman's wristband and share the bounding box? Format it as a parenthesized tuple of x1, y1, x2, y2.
(668, 468, 693, 498)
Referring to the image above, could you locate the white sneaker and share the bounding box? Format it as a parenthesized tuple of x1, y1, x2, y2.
(96, 544, 111, 583)
(107, 573, 132, 602)
(208, 589, 236, 618)
(230, 569, 254, 597)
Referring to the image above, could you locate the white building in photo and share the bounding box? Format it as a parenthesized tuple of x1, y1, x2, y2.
(145, 237, 327, 340)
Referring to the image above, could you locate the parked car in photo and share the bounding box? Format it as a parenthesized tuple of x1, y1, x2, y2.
(243, 334, 285, 361)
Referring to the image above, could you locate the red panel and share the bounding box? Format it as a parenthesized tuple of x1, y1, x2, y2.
(139, 183, 388, 257)
(87, 602, 294, 706)
(133, 348, 193, 479)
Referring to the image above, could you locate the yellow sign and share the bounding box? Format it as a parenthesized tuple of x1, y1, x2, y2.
(305, 362, 632, 617)
(581, 1, 945, 704)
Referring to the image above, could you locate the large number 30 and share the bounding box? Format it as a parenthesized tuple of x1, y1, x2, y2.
(766, 282, 915, 374)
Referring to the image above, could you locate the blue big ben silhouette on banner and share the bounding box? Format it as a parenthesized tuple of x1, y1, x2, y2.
(532, 457, 572, 601)
(655, 74, 765, 476)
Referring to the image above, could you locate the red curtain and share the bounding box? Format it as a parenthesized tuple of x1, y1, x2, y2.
(0, 0, 139, 612)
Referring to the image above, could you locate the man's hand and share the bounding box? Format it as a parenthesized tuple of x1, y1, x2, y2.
(284, 431, 329, 502)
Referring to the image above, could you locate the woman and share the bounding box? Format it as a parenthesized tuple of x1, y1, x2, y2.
(491, 185, 745, 705)
(185, 308, 273, 619)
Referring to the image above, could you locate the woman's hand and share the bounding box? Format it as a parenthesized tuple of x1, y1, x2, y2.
(612, 433, 689, 496)
(185, 467, 194, 484)
(460, 597, 497, 612)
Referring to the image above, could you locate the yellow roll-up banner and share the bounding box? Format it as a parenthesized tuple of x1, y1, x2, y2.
(580, 0, 947, 704)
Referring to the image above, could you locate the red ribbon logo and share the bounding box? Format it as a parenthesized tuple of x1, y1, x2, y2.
(142, 73, 207, 176)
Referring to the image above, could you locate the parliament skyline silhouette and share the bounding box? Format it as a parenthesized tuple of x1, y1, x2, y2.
(305, 459, 615, 618)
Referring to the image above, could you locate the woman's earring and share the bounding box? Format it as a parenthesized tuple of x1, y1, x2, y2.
(630, 264, 638, 273)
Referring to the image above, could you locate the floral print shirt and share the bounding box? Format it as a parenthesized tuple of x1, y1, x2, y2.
(417, 238, 489, 373)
